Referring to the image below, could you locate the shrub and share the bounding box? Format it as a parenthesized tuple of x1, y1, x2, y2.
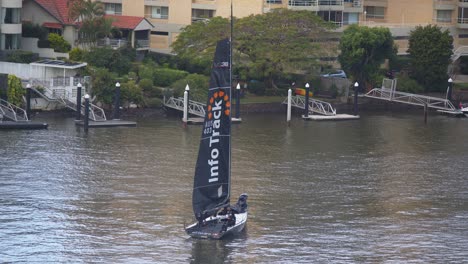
(397, 76, 424, 93)
(83, 47, 132, 75)
(6, 51, 38, 63)
(139, 78, 153, 91)
(48, 33, 71, 53)
(145, 97, 163, 108)
(153, 68, 189, 87)
(7, 75, 25, 106)
(172, 74, 209, 102)
(121, 80, 144, 106)
(69, 48, 85, 61)
(247, 81, 266, 95)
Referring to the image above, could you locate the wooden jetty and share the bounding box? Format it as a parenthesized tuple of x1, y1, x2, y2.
(75, 119, 136, 128)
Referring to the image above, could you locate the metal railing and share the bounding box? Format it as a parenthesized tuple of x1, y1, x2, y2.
(163, 96, 206, 117)
(0, 98, 29, 122)
(282, 95, 337, 116)
(29, 85, 107, 122)
(365, 78, 458, 112)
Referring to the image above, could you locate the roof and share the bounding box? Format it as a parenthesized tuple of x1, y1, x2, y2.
(30, 59, 87, 69)
(42, 22, 63, 29)
(34, 0, 72, 24)
(105, 15, 154, 30)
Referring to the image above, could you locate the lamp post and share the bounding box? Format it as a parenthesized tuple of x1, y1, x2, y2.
(185, 84, 190, 106)
(113, 82, 121, 120)
(304, 83, 310, 117)
(447, 78, 453, 102)
(84, 94, 90, 132)
(26, 83, 31, 119)
(76, 83, 82, 120)
(235, 83, 241, 119)
(354, 82, 359, 116)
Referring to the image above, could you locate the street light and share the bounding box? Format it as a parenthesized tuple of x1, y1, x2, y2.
(304, 83, 310, 117)
(354, 82, 359, 115)
(236, 83, 241, 119)
(114, 82, 121, 120)
(76, 83, 83, 120)
(447, 77, 453, 102)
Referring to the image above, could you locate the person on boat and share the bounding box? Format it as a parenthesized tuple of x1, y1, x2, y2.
(226, 207, 236, 226)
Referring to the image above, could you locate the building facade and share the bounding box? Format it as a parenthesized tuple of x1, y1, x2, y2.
(0, 0, 23, 51)
(96, 0, 468, 57)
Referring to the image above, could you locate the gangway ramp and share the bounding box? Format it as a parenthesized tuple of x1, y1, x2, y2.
(163, 97, 206, 118)
(282, 95, 359, 120)
(365, 78, 460, 113)
(0, 99, 28, 122)
(282, 95, 336, 116)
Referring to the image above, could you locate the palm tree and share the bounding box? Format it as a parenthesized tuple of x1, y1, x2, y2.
(68, 0, 113, 48)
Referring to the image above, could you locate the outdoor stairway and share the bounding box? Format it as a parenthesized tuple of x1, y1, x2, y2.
(30, 86, 107, 121)
(163, 96, 206, 117)
(0, 99, 29, 122)
(282, 95, 337, 116)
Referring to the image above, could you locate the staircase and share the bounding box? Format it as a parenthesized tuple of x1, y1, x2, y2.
(30, 85, 107, 122)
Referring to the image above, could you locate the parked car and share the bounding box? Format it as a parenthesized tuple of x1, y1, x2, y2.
(321, 70, 347, 79)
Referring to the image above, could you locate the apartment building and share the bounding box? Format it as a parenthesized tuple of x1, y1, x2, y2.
(0, 0, 23, 51)
(96, 0, 468, 58)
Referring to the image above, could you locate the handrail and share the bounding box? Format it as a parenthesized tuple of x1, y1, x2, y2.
(163, 96, 206, 117)
(282, 95, 337, 116)
(0, 98, 29, 121)
(28, 84, 106, 121)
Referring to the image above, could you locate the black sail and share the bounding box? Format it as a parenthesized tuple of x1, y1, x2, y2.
(192, 38, 231, 221)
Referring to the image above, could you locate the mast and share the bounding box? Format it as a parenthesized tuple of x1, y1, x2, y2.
(228, 0, 233, 204)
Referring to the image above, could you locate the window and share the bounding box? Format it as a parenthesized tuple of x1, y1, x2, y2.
(365, 6, 385, 19)
(318, 11, 343, 27)
(192, 9, 215, 21)
(2, 34, 20, 50)
(266, 0, 282, 3)
(343, 12, 358, 25)
(436, 10, 452, 23)
(2, 8, 21, 24)
(104, 3, 122, 15)
(152, 6, 169, 19)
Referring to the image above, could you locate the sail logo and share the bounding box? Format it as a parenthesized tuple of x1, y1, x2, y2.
(206, 89, 230, 183)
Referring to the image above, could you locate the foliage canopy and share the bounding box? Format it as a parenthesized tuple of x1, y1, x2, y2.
(407, 25, 453, 92)
(338, 25, 396, 90)
(172, 9, 337, 88)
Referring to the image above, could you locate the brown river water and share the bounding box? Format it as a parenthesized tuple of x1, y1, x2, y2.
(1, 110, 467, 263)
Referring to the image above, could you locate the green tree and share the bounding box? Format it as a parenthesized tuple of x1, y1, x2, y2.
(338, 25, 396, 91)
(407, 25, 453, 92)
(88, 67, 118, 106)
(172, 74, 210, 102)
(7, 75, 25, 106)
(83, 47, 132, 75)
(68, 0, 114, 48)
(172, 9, 336, 89)
(235, 9, 336, 88)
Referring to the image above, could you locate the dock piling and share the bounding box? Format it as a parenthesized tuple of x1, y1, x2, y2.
(84, 94, 90, 132)
(287, 89, 292, 126)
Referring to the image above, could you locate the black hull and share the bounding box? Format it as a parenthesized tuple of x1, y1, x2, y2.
(186, 212, 248, 240)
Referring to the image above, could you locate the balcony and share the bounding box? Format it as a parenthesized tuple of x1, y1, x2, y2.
(288, 0, 319, 11)
(318, 0, 344, 11)
(135, 39, 150, 50)
(97, 38, 128, 49)
(435, 0, 456, 10)
(460, 0, 468, 7)
(457, 17, 468, 28)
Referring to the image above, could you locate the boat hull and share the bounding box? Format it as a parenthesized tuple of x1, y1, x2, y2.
(186, 212, 248, 239)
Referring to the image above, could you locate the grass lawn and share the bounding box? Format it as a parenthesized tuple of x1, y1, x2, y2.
(454, 83, 468, 90)
(237, 95, 285, 104)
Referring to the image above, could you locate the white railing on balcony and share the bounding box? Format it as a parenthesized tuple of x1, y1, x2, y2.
(289, 0, 318, 7)
(136, 39, 150, 49)
(97, 38, 128, 49)
(458, 17, 468, 24)
(318, 0, 343, 6)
